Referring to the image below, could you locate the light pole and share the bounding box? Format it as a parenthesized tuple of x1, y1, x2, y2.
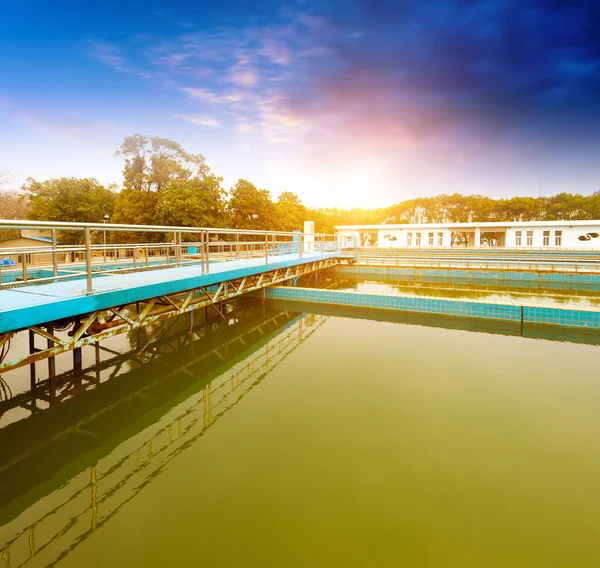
(102, 213, 110, 262)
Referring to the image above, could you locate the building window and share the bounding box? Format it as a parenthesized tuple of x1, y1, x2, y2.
(555, 230, 562, 246)
(526, 230, 533, 246)
(17, 254, 32, 264)
(428, 232, 434, 246)
(515, 231, 522, 246)
(407, 232, 412, 246)
(438, 232, 443, 246)
(416, 232, 421, 246)
(543, 230, 550, 246)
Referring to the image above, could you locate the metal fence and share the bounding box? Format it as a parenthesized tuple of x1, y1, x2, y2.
(352, 246, 600, 272)
(0, 220, 357, 292)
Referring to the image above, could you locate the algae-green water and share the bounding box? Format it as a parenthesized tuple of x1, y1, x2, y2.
(1, 303, 600, 567)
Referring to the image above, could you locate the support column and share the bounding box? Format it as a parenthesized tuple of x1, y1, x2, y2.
(474, 227, 481, 247)
(47, 323, 56, 403)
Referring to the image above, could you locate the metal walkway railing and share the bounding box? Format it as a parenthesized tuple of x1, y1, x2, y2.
(0, 220, 356, 292)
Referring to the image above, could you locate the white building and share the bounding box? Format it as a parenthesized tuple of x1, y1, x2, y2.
(335, 220, 600, 249)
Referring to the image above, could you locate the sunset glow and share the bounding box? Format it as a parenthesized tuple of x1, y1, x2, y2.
(2, 1, 600, 207)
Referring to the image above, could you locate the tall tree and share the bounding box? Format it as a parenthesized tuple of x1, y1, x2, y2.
(228, 179, 276, 230)
(23, 177, 117, 243)
(275, 191, 307, 231)
(115, 134, 210, 193)
(156, 175, 228, 228)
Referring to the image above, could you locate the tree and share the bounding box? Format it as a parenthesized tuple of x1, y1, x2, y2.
(275, 191, 307, 231)
(156, 175, 228, 229)
(0, 187, 29, 241)
(544, 193, 589, 220)
(112, 189, 158, 226)
(115, 134, 210, 193)
(23, 177, 117, 243)
(228, 179, 276, 230)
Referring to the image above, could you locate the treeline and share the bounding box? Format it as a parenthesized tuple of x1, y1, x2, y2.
(2, 135, 600, 241)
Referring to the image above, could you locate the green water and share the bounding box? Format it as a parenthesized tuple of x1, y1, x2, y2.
(1, 302, 600, 567)
(325, 277, 600, 309)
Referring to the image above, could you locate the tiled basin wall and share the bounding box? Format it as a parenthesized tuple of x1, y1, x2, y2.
(256, 286, 600, 329)
(328, 265, 600, 287)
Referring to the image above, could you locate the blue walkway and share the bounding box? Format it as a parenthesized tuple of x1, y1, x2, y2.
(0, 252, 340, 334)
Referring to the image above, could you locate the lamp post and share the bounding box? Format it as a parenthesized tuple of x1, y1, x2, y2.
(102, 213, 110, 262)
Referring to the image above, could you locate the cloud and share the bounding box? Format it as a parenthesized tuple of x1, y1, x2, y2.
(90, 41, 131, 73)
(87, 0, 600, 179)
(180, 87, 220, 103)
(174, 113, 221, 127)
(260, 38, 291, 65)
(230, 68, 258, 87)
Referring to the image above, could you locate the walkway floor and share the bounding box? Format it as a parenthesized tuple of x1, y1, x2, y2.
(0, 252, 339, 334)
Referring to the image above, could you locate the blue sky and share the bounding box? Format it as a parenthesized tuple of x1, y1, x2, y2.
(2, 0, 600, 208)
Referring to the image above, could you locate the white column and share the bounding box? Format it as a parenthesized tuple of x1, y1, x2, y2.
(474, 227, 481, 247)
(303, 220, 315, 252)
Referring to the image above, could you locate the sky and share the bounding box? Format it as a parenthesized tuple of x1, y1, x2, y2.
(1, 0, 600, 208)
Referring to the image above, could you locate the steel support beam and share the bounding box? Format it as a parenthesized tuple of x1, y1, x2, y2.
(0, 258, 339, 374)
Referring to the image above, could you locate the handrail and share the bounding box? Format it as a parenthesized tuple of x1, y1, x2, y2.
(0, 220, 356, 293)
(0, 218, 313, 235)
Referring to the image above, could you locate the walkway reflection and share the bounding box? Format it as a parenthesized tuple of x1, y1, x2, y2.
(0, 305, 327, 568)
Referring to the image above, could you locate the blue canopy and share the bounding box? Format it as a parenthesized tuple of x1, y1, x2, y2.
(0, 258, 16, 266)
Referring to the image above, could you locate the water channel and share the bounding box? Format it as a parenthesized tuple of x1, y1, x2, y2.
(1, 276, 600, 567)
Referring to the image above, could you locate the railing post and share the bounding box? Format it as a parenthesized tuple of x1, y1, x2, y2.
(235, 233, 240, 260)
(52, 229, 58, 277)
(177, 231, 182, 265)
(85, 226, 93, 294)
(200, 232, 205, 272)
(206, 230, 210, 273)
(265, 232, 269, 264)
(21, 252, 28, 282)
(145, 245, 149, 267)
(133, 247, 137, 269)
(299, 234, 303, 259)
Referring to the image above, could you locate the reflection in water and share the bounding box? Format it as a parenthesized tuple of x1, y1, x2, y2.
(0, 305, 326, 568)
(4, 287, 600, 566)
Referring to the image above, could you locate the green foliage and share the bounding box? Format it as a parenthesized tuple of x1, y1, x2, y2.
(275, 192, 306, 231)
(24, 177, 116, 223)
(111, 189, 159, 242)
(22, 177, 117, 244)
(157, 176, 228, 228)
(15, 135, 600, 241)
(228, 179, 276, 230)
(115, 134, 210, 193)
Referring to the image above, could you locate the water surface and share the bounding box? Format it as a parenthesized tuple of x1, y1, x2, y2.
(1, 303, 599, 567)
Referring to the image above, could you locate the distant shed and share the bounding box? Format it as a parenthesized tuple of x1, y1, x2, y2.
(0, 230, 54, 265)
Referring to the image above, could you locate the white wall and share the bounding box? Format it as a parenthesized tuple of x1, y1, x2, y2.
(505, 224, 600, 249)
(339, 223, 600, 249)
(377, 228, 453, 247)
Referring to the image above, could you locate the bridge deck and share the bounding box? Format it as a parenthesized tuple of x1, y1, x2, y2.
(0, 251, 340, 334)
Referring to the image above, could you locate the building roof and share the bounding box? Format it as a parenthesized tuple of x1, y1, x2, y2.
(0, 235, 53, 245)
(335, 220, 600, 231)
